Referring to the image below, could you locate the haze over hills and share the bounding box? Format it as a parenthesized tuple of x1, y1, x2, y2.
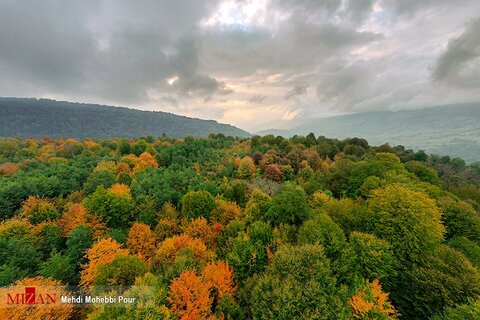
(0, 98, 249, 139)
(1, 98, 480, 162)
(257, 103, 480, 162)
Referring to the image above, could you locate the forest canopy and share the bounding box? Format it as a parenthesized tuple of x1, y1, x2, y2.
(0, 133, 479, 319)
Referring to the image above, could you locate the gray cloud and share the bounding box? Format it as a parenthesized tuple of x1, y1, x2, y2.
(432, 18, 480, 88)
(0, 0, 479, 131)
(285, 84, 308, 100)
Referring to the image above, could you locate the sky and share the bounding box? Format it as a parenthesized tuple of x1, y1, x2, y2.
(1, 0, 480, 132)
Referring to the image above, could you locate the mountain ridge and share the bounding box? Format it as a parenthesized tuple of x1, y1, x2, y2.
(0, 97, 250, 139)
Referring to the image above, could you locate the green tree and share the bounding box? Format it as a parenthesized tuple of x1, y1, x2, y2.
(297, 212, 347, 261)
(266, 183, 310, 225)
(336, 232, 397, 290)
(94, 255, 148, 289)
(84, 186, 134, 228)
(180, 190, 216, 220)
(363, 184, 444, 263)
(241, 245, 352, 319)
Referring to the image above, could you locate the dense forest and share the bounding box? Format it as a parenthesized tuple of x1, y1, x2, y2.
(0, 98, 249, 138)
(0, 134, 480, 319)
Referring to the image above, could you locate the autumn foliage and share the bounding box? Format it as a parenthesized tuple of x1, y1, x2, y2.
(168, 270, 214, 320)
(0, 162, 19, 176)
(19, 196, 58, 224)
(126, 222, 157, 261)
(58, 203, 106, 237)
(0, 276, 73, 320)
(349, 279, 398, 319)
(154, 235, 212, 267)
(202, 260, 236, 299)
(80, 238, 129, 286)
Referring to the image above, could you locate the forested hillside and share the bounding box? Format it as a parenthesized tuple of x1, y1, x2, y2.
(0, 98, 249, 138)
(1, 134, 480, 319)
(258, 103, 480, 162)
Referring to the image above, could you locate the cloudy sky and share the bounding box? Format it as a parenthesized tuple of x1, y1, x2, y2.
(1, 0, 480, 132)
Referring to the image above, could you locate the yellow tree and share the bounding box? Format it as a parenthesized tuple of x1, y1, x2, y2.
(0, 276, 73, 320)
(80, 238, 129, 286)
(108, 183, 132, 200)
(349, 279, 398, 319)
(126, 223, 157, 261)
(237, 156, 256, 179)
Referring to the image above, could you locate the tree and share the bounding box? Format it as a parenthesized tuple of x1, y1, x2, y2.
(66, 224, 95, 265)
(349, 279, 397, 320)
(58, 203, 89, 235)
(0, 162, 18, 176)
(126, 223, 156, 261)
(94, 255, 148, 288)
(337, 232, 397, 289)
(181, 190, 216, 220)
(431, 299, 480, 320)
(439, 197, 480, 243)
(394, 245, 480, 319)
(168, 270, 213, 320)
(80, 238, 129, 287)
(266, 183, 310, 225)
(211, 198, 241, 225)
(83, 170, 116, 195)
(108, 183, 132, 200)
(38, 252, 78, 284)
(264, 164, 282, 181)
(182, 217, 221, 249)
(237, 156, 256, 179)
(203, 261, 236, 299)
(364, 184, 444, 263)
(19, 196, 58, 224)
(244, 189, 272, 223)
(154, 235, 212, 268)
(84, 186, 134, 229)
(297, 212, 347, 261)
(242, 245, 352, 319)
(0, 276, 73, 320)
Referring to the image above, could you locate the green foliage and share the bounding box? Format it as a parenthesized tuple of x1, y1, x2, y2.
(363, 184, 445, 263)
(180, 190, 216, 220)
(94, 255, 148, 288)
(66, 224, 94, 264)
(394, 245, 480, 320)
(38, 253, 78, 284)
(226, 235, 268, 281)
(439, 197, 480, 244)
(431, 299, 480, 320)
(242, 245, 352, 319)
(448, 237, 480, 268)
(336, 232, 397, 290)
(405, 160, 440, 185)
(266, 183, 310, 225)
(297, 212, 347, 261)
(0, 97, 249, 138)
(83, 170, 116, 195)
(1, 134, 479, 319)
(84, 186, 134, 228)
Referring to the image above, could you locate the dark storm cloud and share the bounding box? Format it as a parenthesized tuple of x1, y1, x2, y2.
(432, 18, 480, 88)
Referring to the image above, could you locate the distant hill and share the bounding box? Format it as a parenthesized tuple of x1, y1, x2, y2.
(258, 103, 480, 162)
(0, 98, 250, 139)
